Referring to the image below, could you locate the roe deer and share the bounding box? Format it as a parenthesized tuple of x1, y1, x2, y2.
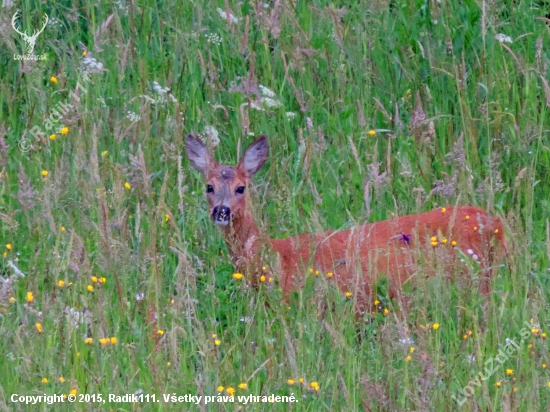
(185, 133, 506, 314)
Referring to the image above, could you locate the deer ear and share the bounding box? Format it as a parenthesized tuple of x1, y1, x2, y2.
(239, 135, 269, 176)
(185, 134, 214, 176)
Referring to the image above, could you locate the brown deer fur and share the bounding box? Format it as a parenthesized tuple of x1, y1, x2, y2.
(185, 134, 506, 314)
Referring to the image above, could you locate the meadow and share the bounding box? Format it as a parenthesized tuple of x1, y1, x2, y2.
(1, 0, 550, 410)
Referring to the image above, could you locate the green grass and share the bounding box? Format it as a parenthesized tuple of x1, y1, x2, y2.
(1, 0, 550, 410)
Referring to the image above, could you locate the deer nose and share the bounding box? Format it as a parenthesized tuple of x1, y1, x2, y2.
(212, 206, 231, 224)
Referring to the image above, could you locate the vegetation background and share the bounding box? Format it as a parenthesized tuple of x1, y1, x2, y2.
(0, 0, 549, 410)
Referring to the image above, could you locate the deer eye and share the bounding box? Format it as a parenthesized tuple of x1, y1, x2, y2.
(236, 186, 245, 194)
(206, 184, 214, 193)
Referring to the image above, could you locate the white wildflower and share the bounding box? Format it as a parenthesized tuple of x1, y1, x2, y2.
(64, 307, 88, 328)
(262, 97, 282, 108)
(126, 111, 140, 122)
(135, 292, 145, 302)
(202, 126, 220, 148)
(259, 85, 276, 98)
(467, 249, 474, 255)
(47, 17, 62, 28)
(205, 33, 222, 46)
(151, 81, 177, 104)
(217, 8, 240, 24)
(398, 337, 415, 345)
(285, 112, 296, 119)
(115, 0, 129, 16)
(139, 94, 156, 104)
(495, 34, 513, 44)
(82, 55, 106, 74)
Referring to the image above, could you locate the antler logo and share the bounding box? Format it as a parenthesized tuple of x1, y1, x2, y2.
(11, 11, 48, 56)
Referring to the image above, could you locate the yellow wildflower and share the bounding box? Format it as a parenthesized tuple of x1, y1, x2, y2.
(260, 275, 266, 282)
(26, 291, 34, 302)
(110, 337, 117, 345)
(217, 386, 224, 392)
(85, 338, 93, 344)
(214, 339, 221, 346)
(59, 377, 65, 383)
(9, 296, 15, 303)
(49, 134, 56, 141)
(42, 377, 48, 383)
(506, 369, 513, 376)
(69, 389, 77, 396)
(409, 347, 415, 353)
(226, 387, 235, 396)
(99, 277, 106, 284)
(287, 379, 295, 385)
(310, 381, 319, 391)
(406, 355, 412, 362)
(124, 182, 132, 190)
(441, 208, 446, 213)
(91, 276, 98, 283)
(465, 215, 470, 220)
(496, 381, 501, 387)
(61, 127, 69, 135)
(50, 76, 58, 83)
(35, 323, 43, 333)
(87, 285, 93, 292)
(41, 170, 49, 177)
(433, 323, 440, 330)
(368, 130, 376, 136)
(232, 273, 243, 280)
(83, 51, 87, 56)
(58, 280, 65, 287)
(99, 338, 109, 346)
(345, 292, 352, 298)
(451, 241, 457, 246)
(157, 329, 165, 336)
(101, 151, 108, 157)
(327, 272, 333, 278)
(238, 383, 247, 390)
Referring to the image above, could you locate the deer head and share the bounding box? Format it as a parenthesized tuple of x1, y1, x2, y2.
(185, 134, 269, 226)
(12, 11, 49, 55)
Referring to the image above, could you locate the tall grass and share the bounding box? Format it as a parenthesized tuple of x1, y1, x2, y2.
(0, 0, 549, 410)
